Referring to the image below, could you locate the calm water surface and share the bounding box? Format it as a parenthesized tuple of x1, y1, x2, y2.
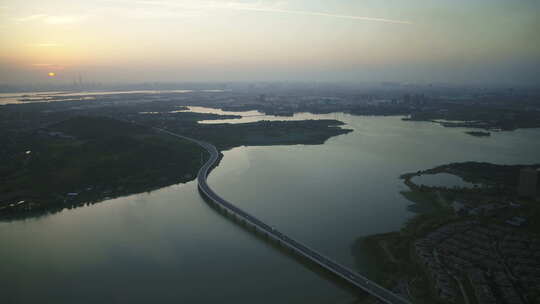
(1, 110, 540, 303)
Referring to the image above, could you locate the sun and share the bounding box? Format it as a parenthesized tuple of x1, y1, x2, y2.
(48, 72, 56, 77)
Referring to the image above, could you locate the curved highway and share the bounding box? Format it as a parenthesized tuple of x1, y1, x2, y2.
(158, 128, 412, 304)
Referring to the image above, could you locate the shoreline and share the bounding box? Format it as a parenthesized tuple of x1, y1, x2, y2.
(354, 161, 540, 303)
(0, 116, 351, 221)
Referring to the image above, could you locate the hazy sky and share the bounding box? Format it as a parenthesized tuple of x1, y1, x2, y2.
(1, 0, 539, 85)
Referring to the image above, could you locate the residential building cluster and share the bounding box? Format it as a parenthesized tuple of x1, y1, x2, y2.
(415, 220, 539, 303)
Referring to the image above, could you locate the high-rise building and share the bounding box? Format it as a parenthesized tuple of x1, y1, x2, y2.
(518, 168, 538, 198)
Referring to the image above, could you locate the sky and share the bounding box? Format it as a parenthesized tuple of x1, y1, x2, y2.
(0, 0, 539, 85)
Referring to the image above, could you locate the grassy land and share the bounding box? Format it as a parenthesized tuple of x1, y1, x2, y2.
(0, 116, 204, 219)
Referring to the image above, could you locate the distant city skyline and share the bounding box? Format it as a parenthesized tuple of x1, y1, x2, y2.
(1, 0, 539, 85)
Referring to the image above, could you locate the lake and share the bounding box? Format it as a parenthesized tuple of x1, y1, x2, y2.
(1, 109, 539, 303)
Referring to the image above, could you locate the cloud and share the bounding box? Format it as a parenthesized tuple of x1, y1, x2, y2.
(15, 14, 47, 22)
(44, 16, 82, 24)
(128, 8, 205, 20)
(15, 14, 84, 24)
(30, 63, 65, 70)
(229, 6, 412, 24)
(132, 1, 412, 24)
(30, 43, 61, 47)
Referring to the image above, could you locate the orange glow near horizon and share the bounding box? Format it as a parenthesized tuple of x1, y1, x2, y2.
(1, 1, 539, 84)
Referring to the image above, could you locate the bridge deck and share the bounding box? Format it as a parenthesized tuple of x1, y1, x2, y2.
(159, 129, 412, 304)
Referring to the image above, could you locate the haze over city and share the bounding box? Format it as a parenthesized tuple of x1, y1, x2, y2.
(1, 0, 539, 85)
(1, 2, 540, 304)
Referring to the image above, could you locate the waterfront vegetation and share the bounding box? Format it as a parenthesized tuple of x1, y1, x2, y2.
(465, 131, 491, 137)
(0, 116, 204, 219)
(353, 192, 455, 304)
(171, 119, 352, 151)
(401, 161, 540, 196)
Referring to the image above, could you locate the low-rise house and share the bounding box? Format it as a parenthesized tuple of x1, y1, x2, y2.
(493, 271, 513, 287)
(500, 287, 524, 304)
(474, 284, 497, 304)
(505, 216, 527, 227)
(468, 269, 488, 286)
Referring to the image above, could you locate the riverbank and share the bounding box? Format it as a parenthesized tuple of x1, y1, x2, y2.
(354, 161, 540, 303)
(353, 191, 456, 303)
(0, 116, 205, 220)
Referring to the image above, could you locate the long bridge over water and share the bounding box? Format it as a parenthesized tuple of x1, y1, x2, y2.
(159, 128, 412, 304)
